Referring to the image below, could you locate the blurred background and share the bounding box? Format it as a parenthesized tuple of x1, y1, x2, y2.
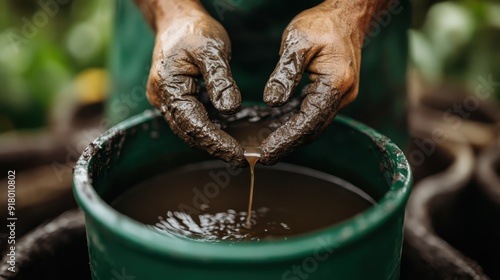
(0, 0, 111, 132)
(0, 0, 498, 132)
(0, 0, 499, 279)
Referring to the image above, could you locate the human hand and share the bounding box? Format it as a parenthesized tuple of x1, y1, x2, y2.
(260, 1, 380, 164)
(143, 2, 245, 165)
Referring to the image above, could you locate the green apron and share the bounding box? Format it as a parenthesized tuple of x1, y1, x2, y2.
(107, 0, 410, 148)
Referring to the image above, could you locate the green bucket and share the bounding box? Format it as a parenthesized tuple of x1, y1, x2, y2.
(73, 110, 412, 280)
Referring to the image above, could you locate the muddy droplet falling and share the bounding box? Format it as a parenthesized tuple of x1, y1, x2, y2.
(244, 147, 261, 226)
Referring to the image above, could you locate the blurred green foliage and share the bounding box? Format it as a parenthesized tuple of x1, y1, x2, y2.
(410, 0, 500, 97)
(0, 0, 112, 132)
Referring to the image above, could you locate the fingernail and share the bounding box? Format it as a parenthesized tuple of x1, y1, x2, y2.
(264, 84, 285, 106)
(217, 85, 241, 114)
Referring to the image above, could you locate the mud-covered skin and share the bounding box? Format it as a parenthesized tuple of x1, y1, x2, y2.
(260, 0, 385, 164)
(136, 0, 384, 165)
(136, 0, 245, 166)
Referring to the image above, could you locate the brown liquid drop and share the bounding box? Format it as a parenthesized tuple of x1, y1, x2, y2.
(244, 147, 261, 226)
(225, 119, 270, 228)
(112, 161, 375, 242)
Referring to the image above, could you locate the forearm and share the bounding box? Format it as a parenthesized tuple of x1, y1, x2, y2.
(134, 0, 206, 31)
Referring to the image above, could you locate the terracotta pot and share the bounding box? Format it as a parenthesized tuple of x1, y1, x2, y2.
(0, 209, 88, 280)
(464, 142, 500, 279)
(405, 83, 500, 279)
(422, 141, 500, 279)
(0, 101, 104, 254)
(410, 86, 500, 150)
(477, 142, 500, 205)
(0, 100, 104, 174)
(402, 139, 490, 279)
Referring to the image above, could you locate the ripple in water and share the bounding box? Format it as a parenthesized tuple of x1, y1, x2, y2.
(153, 207, 291, 242)
(112, 161, 374, 242)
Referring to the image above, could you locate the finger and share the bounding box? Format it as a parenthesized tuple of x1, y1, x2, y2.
(308, 55, 359, 111)
(166, 94, 246, 166)
(263, 33, 311, 107)
(260, 75, 354, 165)
(194, 42, 241, 114)
(148, 60, 246, 166)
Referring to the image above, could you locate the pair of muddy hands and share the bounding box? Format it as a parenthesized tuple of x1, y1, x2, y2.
(136, 0, 382, 166)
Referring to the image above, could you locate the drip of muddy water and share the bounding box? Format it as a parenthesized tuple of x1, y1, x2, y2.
(244, 147, 261, 226)
(225, 119, 269, 227)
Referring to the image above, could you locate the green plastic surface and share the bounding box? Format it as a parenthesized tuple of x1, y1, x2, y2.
(73, 110, 412, 280)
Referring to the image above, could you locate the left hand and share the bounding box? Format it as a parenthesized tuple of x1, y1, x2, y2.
(259, 1, 378, 164)
(142, 1, 247, 166)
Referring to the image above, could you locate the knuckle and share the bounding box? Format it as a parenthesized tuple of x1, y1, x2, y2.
(326, 61, 357, 92)
(283, 28, 310, 50)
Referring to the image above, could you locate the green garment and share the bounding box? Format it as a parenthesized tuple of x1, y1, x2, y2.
(107, 0, 410, 148)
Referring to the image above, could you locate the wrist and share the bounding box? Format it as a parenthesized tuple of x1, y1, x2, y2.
(135, 0, 207, 31)
(321, 0, 387, 45)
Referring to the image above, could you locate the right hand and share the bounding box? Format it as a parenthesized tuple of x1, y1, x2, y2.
(146, 7, 246, 166)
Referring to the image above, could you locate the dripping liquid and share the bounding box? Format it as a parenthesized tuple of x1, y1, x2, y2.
(244, 147, 261, 226)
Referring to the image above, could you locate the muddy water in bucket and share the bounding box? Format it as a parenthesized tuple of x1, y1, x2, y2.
(112, 119, 375, 242)
(112, 161, 374, 242)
